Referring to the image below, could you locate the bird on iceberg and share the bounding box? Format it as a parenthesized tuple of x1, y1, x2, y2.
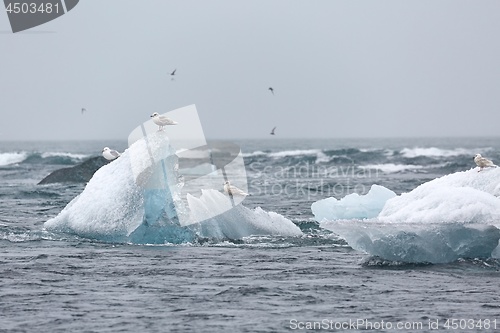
(102, 147, 121, 161)
(224, 181, 249, 196)
(474, 153, 497, 172)
(150, 112, 178, 131)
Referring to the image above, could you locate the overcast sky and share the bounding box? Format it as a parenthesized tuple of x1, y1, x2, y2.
(1, 1, 500, 141)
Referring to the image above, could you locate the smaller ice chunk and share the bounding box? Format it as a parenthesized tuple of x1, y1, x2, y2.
(311, 184, 396, 221)
(187, 189, 303, 239)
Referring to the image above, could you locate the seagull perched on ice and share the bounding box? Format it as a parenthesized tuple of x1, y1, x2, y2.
(102, 147, 121, 161)
(150, 112, 178, 131)
(474, 153, 497, 172)
(224, 181, 249, 196)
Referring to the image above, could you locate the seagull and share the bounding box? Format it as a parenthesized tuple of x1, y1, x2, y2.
(170, 69, 176, 76)
(102, 147, 121, 161)
(150, 112, 178, 130)
(270, 126, 276, 135)
(81, 108, 86, 114)
(474, 153, 497, 172)
(224, 181, 249, 196)
(268, 87, 274, 95)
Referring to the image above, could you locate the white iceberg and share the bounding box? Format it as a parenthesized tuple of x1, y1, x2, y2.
(316, 168, 500, 263)
(44, 132, 301, 244)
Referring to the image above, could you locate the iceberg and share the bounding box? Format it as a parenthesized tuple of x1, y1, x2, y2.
(44, 131, 301, 244)
(325, 221, 500, 264)
(316, 168, 500, 263)
(311, 184, 396, 221)
(378, 168, 500, 223)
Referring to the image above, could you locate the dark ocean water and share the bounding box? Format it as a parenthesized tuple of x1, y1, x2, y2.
(1, 137, 500, 332)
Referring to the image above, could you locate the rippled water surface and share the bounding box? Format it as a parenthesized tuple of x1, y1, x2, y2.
(1, 138, 500, 332)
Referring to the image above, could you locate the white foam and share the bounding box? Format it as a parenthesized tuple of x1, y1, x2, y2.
(315, 151, 331, 164)
(0, 152, 27, 166)
(400, 147, 482, 158)
(268, 149, 321, 158)
(41, 152, 89, 160)
(242, 151, 267, 157)
(359, 163, 424, 173)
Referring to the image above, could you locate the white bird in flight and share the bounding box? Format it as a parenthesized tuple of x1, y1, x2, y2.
(150, 112, 178, 131)
(474, 153, 497, 172)
(270, 126, 276, 135)
(102, 147, 121, 161)
(224, 181, 249, 196)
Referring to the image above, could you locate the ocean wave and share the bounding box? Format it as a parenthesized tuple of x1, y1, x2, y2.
(359, 163, 425, 173)
(0, 151, 90, 166)
(0, 152, 28, 166)
(242, 151, 267, 157)
(400, 147, 487, 158)
(40, 152, 89, 160)
(268, 149, 322, 158)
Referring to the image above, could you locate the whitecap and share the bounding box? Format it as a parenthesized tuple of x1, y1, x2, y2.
(40, 152, 89, 160)
(400, 147, 486, 158)
(0, 152, 28, 166)
(268, 149, 321, 158)
(358, 163, 425, 173)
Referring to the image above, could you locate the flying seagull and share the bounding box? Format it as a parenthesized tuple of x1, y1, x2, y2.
(268, 87, 274, 95)
(270, 126, 276, 135)
(170, 69, 176, 76)
(81, 108, 86, 114)
(102, 147, 121, 161)
(474, 154, 497, 172)
(224, 181, 249, 196)
(150, 112, 178, 131)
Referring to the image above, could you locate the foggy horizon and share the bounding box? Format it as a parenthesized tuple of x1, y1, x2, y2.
(2, 1, 500, 141)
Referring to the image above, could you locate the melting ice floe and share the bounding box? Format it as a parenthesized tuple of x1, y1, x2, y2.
(44, 132, 301, 244)
(314, 168, 500, 263)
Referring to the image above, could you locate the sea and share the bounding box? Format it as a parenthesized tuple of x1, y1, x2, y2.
(1, 137, 500, 333)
